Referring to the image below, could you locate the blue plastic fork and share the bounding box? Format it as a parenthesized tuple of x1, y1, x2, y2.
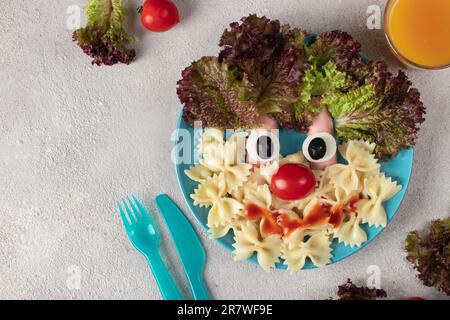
(118, 196, 184, 300)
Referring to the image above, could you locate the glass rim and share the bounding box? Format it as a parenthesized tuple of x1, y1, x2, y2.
(384, 0, 450, 70)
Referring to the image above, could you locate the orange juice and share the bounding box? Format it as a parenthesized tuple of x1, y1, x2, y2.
(385, 0, 450, 69)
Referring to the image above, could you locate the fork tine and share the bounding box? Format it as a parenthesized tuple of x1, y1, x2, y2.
(122, 198, 136, 223)
(117, 201, 131, 229)
(131, 194, 154, 224)
(132, 195, 152, 222)
(127, 196, 142, 220)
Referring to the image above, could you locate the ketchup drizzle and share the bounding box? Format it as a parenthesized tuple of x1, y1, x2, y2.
(245, 195, 361, 237)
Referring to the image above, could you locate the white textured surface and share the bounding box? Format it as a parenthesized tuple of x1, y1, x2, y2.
(0, 0, 449, 300)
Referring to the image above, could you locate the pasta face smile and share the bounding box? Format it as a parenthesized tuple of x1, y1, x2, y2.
(185, 128, 402, 272)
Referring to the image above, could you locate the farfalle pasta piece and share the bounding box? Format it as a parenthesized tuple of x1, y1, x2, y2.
(327, 140, 380, 194)
(317, 167, 332, 190)
(233, 221, 282, 272)
(223, 165, 251, 193)
(209, 216, 248, 239)
(322, 187, 359, 209)
(313, 169, 325, 189)
(198, 128, 224, 155)
(271, 196, 297, 211)
(279, 151, 308, 166)
(231, 181, 259, 203)
(248, 161, 279, 185)
(358, 174, 402, 227)
(223, 163, 252, 193)
(191, 173, 226, 207)
(199, 132, 252, 193)
(282, 229, 332, 272)
(209, 216, 247, 239)
(338, 139, 376, 156)
(207, 196, 244, 229)
(346, 141, 380, 180)
(209, 223, 232, 239)
(184, 164, 213, 183)
(191, 173, 244, 231)
(326, 164, 359, 195)
(334, 213, 367, 247)
(199, 144, 226, 172)
(341, 140, 380, 173)
(195, 129, 252, 193)
(243, 183, 272, 208)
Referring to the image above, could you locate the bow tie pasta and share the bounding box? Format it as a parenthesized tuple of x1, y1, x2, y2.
(191, 173, 244, 237)
(326, 140, 380, 195)
(358, 174, 402, 227)
(233, 221, 282, 272)
(186, 129, 252, 193)
(282, 229, 333, 273)
(334, 213, 367, 247)
(185, 130, 402, 272)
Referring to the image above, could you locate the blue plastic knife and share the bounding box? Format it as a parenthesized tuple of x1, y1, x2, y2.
(155, 194, 211, 300)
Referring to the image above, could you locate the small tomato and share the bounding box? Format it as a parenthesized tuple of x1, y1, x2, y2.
(141, 0, 180, 32)
(270, 163, 316, 201)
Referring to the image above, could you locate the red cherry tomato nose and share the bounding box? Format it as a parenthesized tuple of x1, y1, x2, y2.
(270, 163, 316, 201)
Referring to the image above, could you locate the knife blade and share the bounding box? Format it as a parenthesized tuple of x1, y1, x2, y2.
(155, 194, 211, 300)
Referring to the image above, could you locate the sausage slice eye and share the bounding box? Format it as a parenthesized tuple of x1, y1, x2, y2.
(246, 130, 280, 164)
(302, 132, 337, 163)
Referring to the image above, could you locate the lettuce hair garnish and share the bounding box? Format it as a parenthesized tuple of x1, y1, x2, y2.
(177, 15, 425, 159)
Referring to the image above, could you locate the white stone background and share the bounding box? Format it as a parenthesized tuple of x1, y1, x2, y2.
(0, 0, 449, 300)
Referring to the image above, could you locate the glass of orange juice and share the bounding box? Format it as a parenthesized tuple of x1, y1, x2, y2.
(385, 0, 450, 69)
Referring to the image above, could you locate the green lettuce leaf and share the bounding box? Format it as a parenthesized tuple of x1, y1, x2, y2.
(307, 30, 369, 80)
(406, 218, 450, 296)
(285, 57, 354, 131)
(73, 0, 135, 66)
(281, 30, 361, 131)
(177, 57, 260, 128)
(323, 61, 425, 159)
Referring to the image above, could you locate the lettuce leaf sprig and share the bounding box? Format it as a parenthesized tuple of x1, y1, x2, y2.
(322, 61, 425, 159)
(177, 15, 425, 159)
(406, 218, 450, 296)
(335, 279, 387, 300)
(73, 0, 136, 66)
(179, 15, 310, 130)
(177, 57, 260, 128)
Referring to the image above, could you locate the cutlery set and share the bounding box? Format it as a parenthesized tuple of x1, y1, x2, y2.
(117, 194, 210, 300)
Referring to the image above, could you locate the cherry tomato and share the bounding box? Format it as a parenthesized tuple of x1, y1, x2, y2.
(270, 163, 316, 200)
(141, 0, 180, 32)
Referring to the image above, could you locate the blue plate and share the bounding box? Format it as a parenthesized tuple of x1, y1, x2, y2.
(174, 33, 413, 269)
(173, 116, 413, 270)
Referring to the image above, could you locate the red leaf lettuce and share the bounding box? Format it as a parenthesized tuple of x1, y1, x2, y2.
(406, 218, 450, 296)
